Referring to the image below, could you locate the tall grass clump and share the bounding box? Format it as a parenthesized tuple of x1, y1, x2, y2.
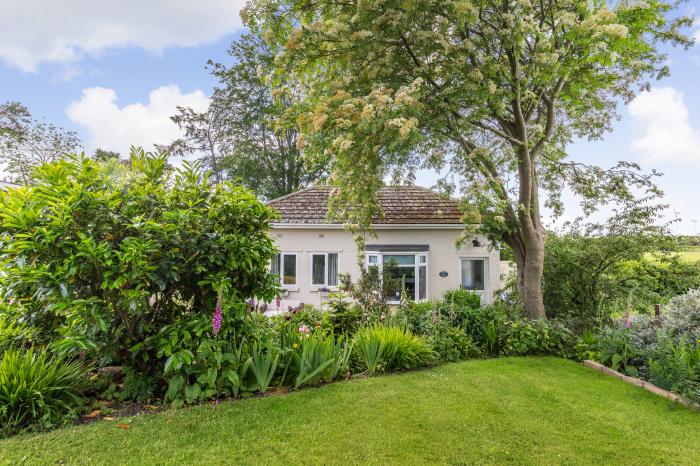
(353, 324, 433, 374)
(0, 348, 86, 435)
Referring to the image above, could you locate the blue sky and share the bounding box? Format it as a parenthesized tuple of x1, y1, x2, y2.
(2, 1, 700, 233)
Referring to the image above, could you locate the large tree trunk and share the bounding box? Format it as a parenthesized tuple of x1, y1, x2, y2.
(512, 232, 547, 320)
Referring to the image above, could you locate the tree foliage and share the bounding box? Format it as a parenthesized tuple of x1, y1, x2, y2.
(168, 34, 326, 198)
(0, 101, 80, 184)
(244, 0, 691, 318)
(543, 202, 700, 327)
(0, 149, 279, 369)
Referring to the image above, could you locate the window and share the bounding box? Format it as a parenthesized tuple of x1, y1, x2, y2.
(366, 252, 427, 302)
(311, 253, 339, 287)
(460, 258, 486, 296)
(271, 253, 297, 286)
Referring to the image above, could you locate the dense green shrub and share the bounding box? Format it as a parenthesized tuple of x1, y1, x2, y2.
(663, 289, 700, 343)
(543, 230, 700, 326)
(597, 325, 642, 377)
(325, 294, 363, 336)
(352, 324, 433, 374)
(0, 151, 278, 370)
(0, 305, 37, 356)
(647, 335, 700, 403)
(501, 319, 576, 358)
(427, 322, 480, 362)
(0, 348, 86, 435)
(144, 303, 256, 406)
(443, 288, 482, 309)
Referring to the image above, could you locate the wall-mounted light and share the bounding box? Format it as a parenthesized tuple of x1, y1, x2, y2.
(472, 238, 480, 247)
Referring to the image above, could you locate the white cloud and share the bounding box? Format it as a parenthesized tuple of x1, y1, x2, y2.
(0, 1, 245, 71)
(628, 86, 700, 166)
(66, 85, 209, 155)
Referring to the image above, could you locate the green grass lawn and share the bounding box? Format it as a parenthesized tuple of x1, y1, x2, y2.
(677, 246, 700, 262)
(1, 357, 698, 465)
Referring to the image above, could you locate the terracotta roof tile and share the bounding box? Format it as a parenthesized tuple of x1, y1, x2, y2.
(268, 186, 463, 224)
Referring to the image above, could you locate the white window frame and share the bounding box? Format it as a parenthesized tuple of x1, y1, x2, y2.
(272, 252, 299, 289)
(365, 252, 429, 303)
(309, 252, 340, 289)
(458, 256, 489, 303)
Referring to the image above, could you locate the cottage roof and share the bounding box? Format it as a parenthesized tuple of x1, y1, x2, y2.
(268, 185, 464, 225)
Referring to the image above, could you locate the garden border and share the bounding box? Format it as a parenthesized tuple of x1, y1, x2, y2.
(583, 360, 698, 409)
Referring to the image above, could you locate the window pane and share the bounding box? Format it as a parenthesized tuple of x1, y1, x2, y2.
(368, 255, 378, 265)
(312, 254, 326, 285)
(328, 253, 338, 286)
(461, 259, 485, 291)
(271, 253, 280, 278)
(383, 254, 415, 266)
(385, 261, 416, 301)
(283, 254, 296, 285)
(419, 265, 426, 300)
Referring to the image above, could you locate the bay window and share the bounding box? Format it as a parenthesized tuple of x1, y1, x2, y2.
(366, 252, 427, 302)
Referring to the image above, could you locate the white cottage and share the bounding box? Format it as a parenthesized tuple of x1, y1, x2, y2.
(267, 186, 500, 310)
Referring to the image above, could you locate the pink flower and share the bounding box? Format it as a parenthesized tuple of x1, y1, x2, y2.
(213, 295, 223, 336)
(298, 325, 311, 337)
(275, 296, 281, 311)
(624, 312, 632, 329)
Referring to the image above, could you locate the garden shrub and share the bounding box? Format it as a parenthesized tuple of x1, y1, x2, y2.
(0, 348, 86, 435)
(443, 288, 482, 310)
(0, 150, 278, 371)
(543, 230, 700, 327)
(326, 294, 364, 336)
(596, 325, 642, 377)
(647, 335, 700, 404)
(663, 289, 700, 343)
(144, 303, 256, 406)
(352, 324, 433, 374)
(501, 319, 576, 358)
(427, 322, 480, 362)
(0, 305, 37, 356)
(294, 331, 352, 388)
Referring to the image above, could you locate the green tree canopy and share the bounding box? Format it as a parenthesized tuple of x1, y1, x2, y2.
(168, 33, 326, 199)
(245, 0, 692, 318)
(0, 101, 80, 184)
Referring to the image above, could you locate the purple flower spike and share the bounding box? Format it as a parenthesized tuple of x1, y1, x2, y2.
(213, 295, 223, 336)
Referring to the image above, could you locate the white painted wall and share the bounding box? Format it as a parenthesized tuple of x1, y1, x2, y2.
(267, 225, 500, 311)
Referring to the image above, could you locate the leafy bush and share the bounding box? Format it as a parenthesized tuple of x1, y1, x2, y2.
(427, 322, 480, 362)
(501, 319, 575, 358)
(443, 289, 482, 309)
(353, 324, 433, 374)
(326, 294, 363, 336)
(146, 304, 260, 406)
(663, 289, 700, 343)
(647, 335, 700, 403)
(0, 305, 37, 356)
(597, 325, 641, 377)
(0, 348, 86, 435)
(0, 151, 278, 370)
(543, 226, 700, 326)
